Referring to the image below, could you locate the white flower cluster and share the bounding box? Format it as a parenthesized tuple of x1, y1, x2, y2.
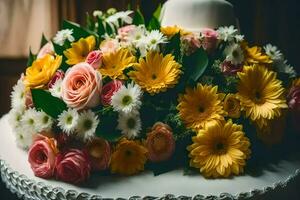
(53, 29, 75, 46)
(57, 108, 99, 142)
(9, 108, 53, 149)
(105, 10, 133, 28)
(111, 82, 143, 139)
(122, 26, 167, 57)
(264, 44, 297, 78)
(217, 25, 244, 42)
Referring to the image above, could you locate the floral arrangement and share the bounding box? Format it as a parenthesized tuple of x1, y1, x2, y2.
(8, 6, 299, 184)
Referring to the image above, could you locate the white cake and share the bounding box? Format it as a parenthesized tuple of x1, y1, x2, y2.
(160, 0, 238, 32)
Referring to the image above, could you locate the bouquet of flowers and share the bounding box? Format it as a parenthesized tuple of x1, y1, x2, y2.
(9, 6, 299, 184)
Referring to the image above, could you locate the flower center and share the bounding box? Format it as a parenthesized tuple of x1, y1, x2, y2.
(150, 39, 157, 44)
(125, 149, 133, 157)
(127, 118, 136, 129)
(232, 50, 239, 58)
(122, 95, 133, 106)
(83, 119, 93, 131)
(254, 91, 264, 103)
(198, 106, 205, 113)
(214, 142, 227, 154)
(29, 118, 34, 125)
(151, 74, 157, 80)
(66, 116, 73, 124)
(43, 116, 49, 124)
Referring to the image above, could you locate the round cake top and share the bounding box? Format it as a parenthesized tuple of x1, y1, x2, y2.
(160, 0, 237, 32)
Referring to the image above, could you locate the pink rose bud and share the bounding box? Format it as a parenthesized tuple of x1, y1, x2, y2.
(117, 25, 136, 41)
(221, 61, 243, 76)
(85, 50, 103, 70)
(182, 33, 201, 55)
(100, 39, 119, 54)
(101, 80, 123, 106)
(55, 149, 91, 184)
(37, 42, 55, 59)
(61, 62, 102, 110)
(86, 138, 111, 171)
(201, 28, 218, 53)
(287, 86, 300, 111)
(48, 70, 65, 89)
(28, 134, 59, 179)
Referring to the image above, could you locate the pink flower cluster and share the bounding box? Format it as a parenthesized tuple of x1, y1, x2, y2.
(28, 134, 111, 184)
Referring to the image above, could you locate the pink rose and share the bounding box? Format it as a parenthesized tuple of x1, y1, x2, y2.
(85, 50, 103, 70)
(101, 80, 123, 106)
(28, 134, 59, 179)
(61, 63, 102, 110)
(287, 86, 300, 111)
(100, 39, 119, 54)
(55, 149, 91, 184)
(37, 42, 54, 59)
(117, 25, 136, 41)
(221, 61, 243, 76)
(48, 70, 64, 89)
(201, 28, 218, 53)
(182, 33, 201, 55)
(86, 138, 111, 171)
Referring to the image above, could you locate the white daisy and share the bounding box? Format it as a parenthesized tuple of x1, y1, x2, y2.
(145, 30, 167, 51)
(36, 111, 53, 132)
(235, 34, 244, 42)
(106, 11, 133, 28)
(20, 108, 41, 134)
(111, 82, 143, 114)
(14, 126, 34, 150)
(127, 25, 147, 45)
(49, 78, 63, 98)
(264, 44, 283, 61)
(117, 111, 142, 139)
(217, 25, 238, 42)
(57, 108, 79, 135)
(10, 79, 26, 110)
(224, 43, 244, 65)
(76, 110, 99, 141)
(274, 59, 297, 78)
(53, 29, 75, 46)
(8, 108, 24, 129)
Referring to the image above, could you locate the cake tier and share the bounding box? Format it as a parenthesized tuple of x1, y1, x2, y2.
(0, 115, 300, 199)
(160, 0, 237, 32)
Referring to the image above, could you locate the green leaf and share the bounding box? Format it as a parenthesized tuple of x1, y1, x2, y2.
(153, 3, 162, 19)
(31, 89, 67, 119)
(86, 12, 95, 31)
(40, 33, 48, 48)
(62, 20, 98, 41)
(95, 108, 122, 142)
(27, 48, 37, 67)
(183, 48, 209, 83)
(97, 17, 106, 37)
(164, 32, 181, 60)
(105, 22, 114, 35)
(148, 17, 160, 31)
(132, 8, 145, 25)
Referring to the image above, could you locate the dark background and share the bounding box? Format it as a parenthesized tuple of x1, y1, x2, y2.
(1, 0, 300, 199)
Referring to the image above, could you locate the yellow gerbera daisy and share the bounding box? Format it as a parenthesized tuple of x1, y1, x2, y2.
(237, 65, 287, 129)
(187, 120, 251, 178)
(64, 35, 96, 65)
(99, 48, 136, 80)
(177, 84, 226, 131)
(129, 52, 182, 95)
(110, 138, 148, 176)
(160, 25, 191, 37)
(242, 42, 272, 65)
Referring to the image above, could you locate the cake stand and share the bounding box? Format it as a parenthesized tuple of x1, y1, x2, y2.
(0, 114, 300, 200)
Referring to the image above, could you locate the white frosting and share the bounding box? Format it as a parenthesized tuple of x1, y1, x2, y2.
(160, 0, 237, 32)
